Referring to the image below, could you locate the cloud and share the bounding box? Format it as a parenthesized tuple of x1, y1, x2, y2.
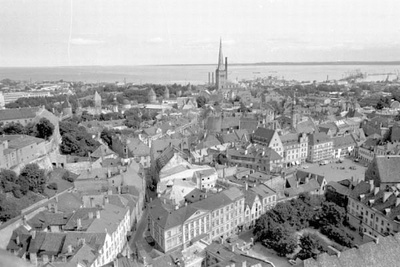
(147, 37, 164, 44)
(70, 38, 104, 46)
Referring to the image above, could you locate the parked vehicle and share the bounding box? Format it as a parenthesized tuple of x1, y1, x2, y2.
(354, 158, 359, 162)
(319, 160, 329, 166)
(302, 165, 309, 169)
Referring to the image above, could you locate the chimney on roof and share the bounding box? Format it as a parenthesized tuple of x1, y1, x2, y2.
(67, 245, 73, 254)
(245, 182, 248, 191)
(88, 212, 94, 219)
(77, 218, 82, 230)
(96, 210, 101, 219)
(31, 230, 36, 240)
(383, 192, 392, 202)
(369, 180, 375, 193)
(104, 196, 109, 204)
(78, 238, 85, 246)
(242, 261, 247, 267)
(374, 187, 379, 196)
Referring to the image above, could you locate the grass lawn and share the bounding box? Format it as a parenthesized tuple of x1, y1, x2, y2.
(43, 168, 73, 197)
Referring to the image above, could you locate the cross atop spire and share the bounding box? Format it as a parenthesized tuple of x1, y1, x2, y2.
(217, 38, 225, 70)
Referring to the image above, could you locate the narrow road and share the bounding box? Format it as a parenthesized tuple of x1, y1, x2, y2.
(130, 207, 149, 249)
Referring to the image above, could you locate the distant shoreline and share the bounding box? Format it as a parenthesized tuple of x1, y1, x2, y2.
(2, 61, 400, 68)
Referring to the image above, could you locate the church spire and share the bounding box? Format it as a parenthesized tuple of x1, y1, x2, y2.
(217, 38, 225, 70)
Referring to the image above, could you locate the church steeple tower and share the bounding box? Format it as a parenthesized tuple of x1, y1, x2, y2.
(215, 39, 227, 90)
(217, 38, 225, 71)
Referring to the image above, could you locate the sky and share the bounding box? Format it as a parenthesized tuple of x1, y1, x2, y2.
(1, 0, 400, 67)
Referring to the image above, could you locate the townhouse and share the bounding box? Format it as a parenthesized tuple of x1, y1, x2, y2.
(243, 184, 277, 229)
(7, 202, 130, 267)
(252, 127, 284, 157)
(279, 133, 308, 167)
(147, 187, 245, 253)
(332, 135, 357, 159)
(307, 132, 334, 163)
(226, 144, 283, 173)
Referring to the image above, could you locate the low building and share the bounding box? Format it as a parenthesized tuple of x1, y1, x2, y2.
(226, 145, 283, 173)
(284, 170, 327, 198)
(0, 135, 47, 171)
(111, 136, 151, 168)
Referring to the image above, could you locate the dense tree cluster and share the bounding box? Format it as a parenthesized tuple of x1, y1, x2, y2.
(254, 194, 354, 258)
(296, 234, 326, 260)
(0, 164, 47, 222)
(0, 118, 54, 140)
(59, 121, 100, 157)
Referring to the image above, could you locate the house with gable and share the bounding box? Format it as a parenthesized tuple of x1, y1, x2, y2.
(147, 187, 245, 253)
(252, 127, 284, 157)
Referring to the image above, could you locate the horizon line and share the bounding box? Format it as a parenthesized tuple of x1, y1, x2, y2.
(2, 60, 400, 68)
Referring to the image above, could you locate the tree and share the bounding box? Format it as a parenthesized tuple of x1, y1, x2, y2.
(18, 164, 46, 194)
(196, 96, 207, 108)
(263, 225, 297, 257)
(320, 225, 353, 247)
(62, 171, 75, 183)
(36, 118, 54, 140)
(318, 202, 346, 227)
(297, 234, 326, 260)
(47, 182, 58, 190)
(100, 129, 114, 147)
(2, 122, 25, 135)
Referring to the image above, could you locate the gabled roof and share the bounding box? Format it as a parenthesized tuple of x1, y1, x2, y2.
(309, 132, 332, 146)
(0, 107, 40, 121)
(221, 116, 240, 129)
(296, 119, 317, 134)
(375, 156, 400, 184)
(253, 127, 276, 143)
(91, 144, 116, 158)
(333, 135, 357, 149)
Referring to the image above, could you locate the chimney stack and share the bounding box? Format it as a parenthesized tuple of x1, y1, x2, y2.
(77, 218, 82, 230)
(96, 210, 101, 219)
(369, 180, 375, 192)
(89, 212, 94, 219)
(31, 230, 36, 240)
(374, 187, 379, 196)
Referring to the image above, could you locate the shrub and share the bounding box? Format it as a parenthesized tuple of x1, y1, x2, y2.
(47, 182, 58, 190)
(62, 171, 74, 182)
(321, 225, 353, 247)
